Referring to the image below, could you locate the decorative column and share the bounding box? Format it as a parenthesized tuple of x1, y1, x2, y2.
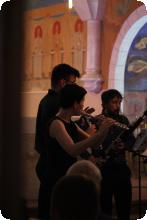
(73, 0, 107, 93)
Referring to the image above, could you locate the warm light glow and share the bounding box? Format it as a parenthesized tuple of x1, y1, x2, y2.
(68, 0, 73, 8)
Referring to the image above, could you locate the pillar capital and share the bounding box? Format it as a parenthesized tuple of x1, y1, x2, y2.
(73, 0, 107, 21)
(81, 72, 104, 93)
(73, 0, 107, 93)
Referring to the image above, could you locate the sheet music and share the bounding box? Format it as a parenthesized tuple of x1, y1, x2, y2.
(141, 149, 147, 157)
(133, 129, 147, 151)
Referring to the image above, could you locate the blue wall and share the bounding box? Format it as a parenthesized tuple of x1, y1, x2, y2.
(25, 0, 65, 10)
(125, 23, 147, 92)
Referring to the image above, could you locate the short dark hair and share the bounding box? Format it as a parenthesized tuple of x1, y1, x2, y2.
(51, 63, 80, 88)
(50, 175, 99, 220)
(101, 89, 122, 104)
(60, 84, 87, 109)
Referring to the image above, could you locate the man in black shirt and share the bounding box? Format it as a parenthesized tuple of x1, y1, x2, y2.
(35, 63, 80, 154)
(35, 63, 80, 219)
(99, 89, 135, 220)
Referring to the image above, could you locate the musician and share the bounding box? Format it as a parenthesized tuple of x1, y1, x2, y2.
(99, 89, 135, 220)
(36, 84, 115, 220)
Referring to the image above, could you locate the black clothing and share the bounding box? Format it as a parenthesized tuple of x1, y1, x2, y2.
(36, 117, 78, 220)
(101, 175, 132, 220)
(35, 89, 60, 154)
(98, 212, 114, 220)
(35, 89, 60, 220)
(99, 112, 135, 220)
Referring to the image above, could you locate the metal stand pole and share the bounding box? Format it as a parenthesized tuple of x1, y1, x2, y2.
(138, 153, 142, 218)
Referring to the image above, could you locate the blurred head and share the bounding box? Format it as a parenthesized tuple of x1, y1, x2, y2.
(60, 84, 87, 115)
(51, 63, 80, 91)
(66, 160, 102, 192)
(50, 175, 99, 220)
(101, 89, 122, 114)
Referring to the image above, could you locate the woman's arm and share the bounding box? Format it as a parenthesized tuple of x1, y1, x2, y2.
(75, 124, 90, 139)
(75, 123, 97, 140)
(49, 118, 114, 157)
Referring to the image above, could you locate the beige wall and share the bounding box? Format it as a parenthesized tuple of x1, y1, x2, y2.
(21, 90, 102, 119)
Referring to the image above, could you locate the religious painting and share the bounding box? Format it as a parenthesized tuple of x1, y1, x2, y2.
(125, 23, 147, 92)
(23, 3, 87, 92)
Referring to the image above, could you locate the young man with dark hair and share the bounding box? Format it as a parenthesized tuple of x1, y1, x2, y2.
(99, 89, 135, 220)
(51, 63, 80, 89)
(35, 64, 80, 220)
(35, 63, 80, 154)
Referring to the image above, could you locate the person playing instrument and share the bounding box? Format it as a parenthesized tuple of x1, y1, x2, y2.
(98, 89, 135, 220)
(35, 63, 95, 154)
(35, 64, 97, 219)
(35, 63, 80, 155)
(36, 84, 115, 220)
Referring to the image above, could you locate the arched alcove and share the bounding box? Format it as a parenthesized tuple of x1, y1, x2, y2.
(108, 5, 147, 119)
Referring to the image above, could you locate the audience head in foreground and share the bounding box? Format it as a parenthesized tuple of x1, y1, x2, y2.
(66, 161, 114, 220)
(66, 159, 102, 191)
(50, 175, 99, 220)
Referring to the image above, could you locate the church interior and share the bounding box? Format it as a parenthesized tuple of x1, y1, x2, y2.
(0, 0, 147, 219)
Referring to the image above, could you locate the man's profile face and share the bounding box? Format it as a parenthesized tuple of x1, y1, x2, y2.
(106, 96, 122, 114)
(66, 75, 77, 84)
(60, 75, 77, 89)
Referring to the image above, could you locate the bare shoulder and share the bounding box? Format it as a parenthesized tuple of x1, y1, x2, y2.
(49, 119, 65, 137)
(50, 118, 64, 129)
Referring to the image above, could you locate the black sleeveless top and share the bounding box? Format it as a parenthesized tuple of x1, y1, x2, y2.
(36, 116, 78, 187)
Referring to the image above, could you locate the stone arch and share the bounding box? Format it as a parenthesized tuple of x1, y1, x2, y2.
(108, 5, 147, 98)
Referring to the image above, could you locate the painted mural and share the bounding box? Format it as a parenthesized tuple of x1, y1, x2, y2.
(125, 23, 147, 92)
(123, 23, 147, 122)
(23, 4, 87, 92)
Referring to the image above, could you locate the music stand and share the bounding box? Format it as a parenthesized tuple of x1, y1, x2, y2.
(132, 129, 147, 218)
